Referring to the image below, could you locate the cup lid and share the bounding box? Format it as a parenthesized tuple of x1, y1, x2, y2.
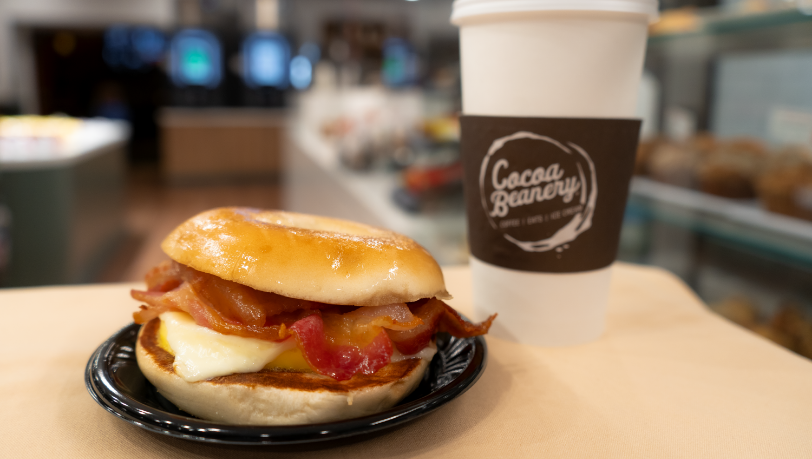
(451, 0, 659, 24)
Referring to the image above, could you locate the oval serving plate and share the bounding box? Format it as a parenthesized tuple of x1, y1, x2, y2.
(86, 323, 487, 445)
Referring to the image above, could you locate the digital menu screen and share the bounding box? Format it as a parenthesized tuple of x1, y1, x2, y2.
(242, 32, 290, 89)
(169, 29, 222, 88)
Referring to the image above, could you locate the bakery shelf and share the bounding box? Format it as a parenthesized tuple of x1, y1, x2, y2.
(628, 176, 812, 266)
(649, 6, 812, 43)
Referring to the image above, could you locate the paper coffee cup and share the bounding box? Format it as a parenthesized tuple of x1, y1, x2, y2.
(453, 0, 658, 346)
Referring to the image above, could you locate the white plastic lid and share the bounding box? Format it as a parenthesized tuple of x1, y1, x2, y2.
(451, 0, 659, 24)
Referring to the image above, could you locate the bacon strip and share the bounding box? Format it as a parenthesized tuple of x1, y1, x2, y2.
(387, 299, 496, 355)
(134, 282, 299, 341)
(321, 302, 422, 346)
(144, 260, 182, 292)
(131, 261, 328, 341)
(289, 314, 393, 381)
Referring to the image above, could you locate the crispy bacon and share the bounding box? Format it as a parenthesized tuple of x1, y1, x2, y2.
(322, 303, 422, 345)
(386, 299, 496, 355)
(144, 261, 183, 292)
(289, 314, 393, 381)
(134, 281, 308, 341)
(130, 261, 494, 380)
(131, 261, 328, 341)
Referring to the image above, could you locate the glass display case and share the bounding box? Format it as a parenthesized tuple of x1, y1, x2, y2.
(0, 116, 129, 287)
(285, 1, 812, 360)
(628, 1, 812, 358)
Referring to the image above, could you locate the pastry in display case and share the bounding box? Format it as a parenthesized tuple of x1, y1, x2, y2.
(713, 295, 812, 359)
(643, 138, 702, 188)
(636, 134, 812, 222)
(756, 146, 812, 221)
(394, 115, 462, 213)
(696, 138, 766, 199)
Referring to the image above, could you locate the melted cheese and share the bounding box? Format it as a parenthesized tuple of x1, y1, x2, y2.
(265, 347, 313, 372)
(159, 311, 297, 382)
(157, 311, 436, 382)
(391, 341, 437, 363)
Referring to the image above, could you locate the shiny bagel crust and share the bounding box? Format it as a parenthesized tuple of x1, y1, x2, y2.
(135, 318, 430, 426)
(161, 208, 451, 306)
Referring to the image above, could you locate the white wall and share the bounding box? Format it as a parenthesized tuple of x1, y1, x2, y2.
(0, 0, 174, 110)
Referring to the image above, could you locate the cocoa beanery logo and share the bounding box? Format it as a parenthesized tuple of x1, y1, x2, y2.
(478, 131, 597, 253)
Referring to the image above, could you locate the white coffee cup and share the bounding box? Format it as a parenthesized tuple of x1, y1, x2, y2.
(452, 0, 658, 346)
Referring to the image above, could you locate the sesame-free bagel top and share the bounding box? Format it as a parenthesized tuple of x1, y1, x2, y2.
(161, 208, 451, 306)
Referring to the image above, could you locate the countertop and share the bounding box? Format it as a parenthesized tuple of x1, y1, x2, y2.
(2, 263, 811, 458)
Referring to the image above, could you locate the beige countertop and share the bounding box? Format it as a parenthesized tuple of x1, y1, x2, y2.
(2, 263, 811, 458)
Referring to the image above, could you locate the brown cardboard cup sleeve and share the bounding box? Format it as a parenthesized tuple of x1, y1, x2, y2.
(460, 115, 641, 273)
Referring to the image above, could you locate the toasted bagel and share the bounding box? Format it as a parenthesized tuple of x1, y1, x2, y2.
(135, 318, 430, 426)
(160, 208, 451, 306)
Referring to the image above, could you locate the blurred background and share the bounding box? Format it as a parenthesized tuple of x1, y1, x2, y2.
(1, 0, 812, 357)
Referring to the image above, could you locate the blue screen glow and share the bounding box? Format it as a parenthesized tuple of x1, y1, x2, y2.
(104, 25, 166, 70)
(289, 55, 312, 90)
(169, 29, 222, 88)
(382, 38, 416, 87)
(242, 32, 290, 88)
(132, 28, 166, 64)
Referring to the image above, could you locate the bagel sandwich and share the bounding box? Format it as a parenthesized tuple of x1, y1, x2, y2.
(131, 208, 495, 425)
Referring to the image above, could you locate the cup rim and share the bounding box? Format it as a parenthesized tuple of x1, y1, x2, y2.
(451, 0, 659, 25)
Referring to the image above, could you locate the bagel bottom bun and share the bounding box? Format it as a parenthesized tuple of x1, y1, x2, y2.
(135, 318, 431, 426)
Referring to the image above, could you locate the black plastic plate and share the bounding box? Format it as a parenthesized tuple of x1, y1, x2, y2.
(85, 323, 487, 445)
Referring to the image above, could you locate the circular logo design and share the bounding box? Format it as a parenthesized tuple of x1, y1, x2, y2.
(478, 131, 597, 252)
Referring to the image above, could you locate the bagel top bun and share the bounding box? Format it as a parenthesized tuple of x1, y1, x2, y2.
(161, 208, 451, 306)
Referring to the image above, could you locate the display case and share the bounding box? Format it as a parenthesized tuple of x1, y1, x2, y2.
(284, 2, 812, 359)
(630, 2, 812, 357)
(622, 178, 812, 356)
(0, 117, 128, 287)
(646, 4, 812, 141)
